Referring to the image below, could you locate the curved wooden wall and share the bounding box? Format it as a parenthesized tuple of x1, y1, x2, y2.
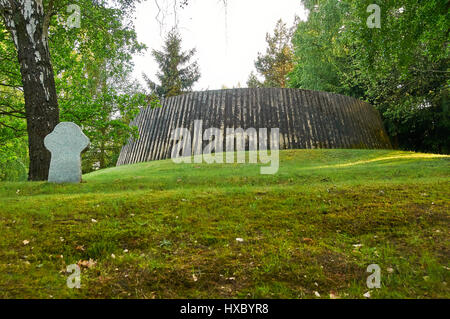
(117, 88, 391, 165)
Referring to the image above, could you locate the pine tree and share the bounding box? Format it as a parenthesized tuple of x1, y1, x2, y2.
(247, 19, 295, 88)
(144, 29, 200, 98)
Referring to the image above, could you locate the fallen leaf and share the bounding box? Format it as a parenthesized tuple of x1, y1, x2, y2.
(23, 240, 30, 245)
(329, 292, 339, 299)
(78, 258, 97, 268)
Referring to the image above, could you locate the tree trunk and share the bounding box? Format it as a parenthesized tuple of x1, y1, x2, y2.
(0, 0, 60, 181)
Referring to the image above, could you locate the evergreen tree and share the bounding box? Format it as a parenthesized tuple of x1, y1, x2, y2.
(247, 19, 295, 88)
(144, 29, 200, 98)
(247, 72, 262, 88)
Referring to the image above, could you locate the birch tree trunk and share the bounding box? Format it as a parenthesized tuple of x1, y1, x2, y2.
(0, 0, 59, 181)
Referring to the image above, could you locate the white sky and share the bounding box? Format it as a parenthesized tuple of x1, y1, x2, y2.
(132, 0, 308, 91)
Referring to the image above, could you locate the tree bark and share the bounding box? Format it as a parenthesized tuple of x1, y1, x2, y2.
(0, 0, 59, 181)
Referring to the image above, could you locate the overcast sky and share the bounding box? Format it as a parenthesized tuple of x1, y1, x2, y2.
(132, 0, 308, 91)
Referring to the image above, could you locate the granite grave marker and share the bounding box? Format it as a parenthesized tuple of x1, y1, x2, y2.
(44, 122, 90, 183)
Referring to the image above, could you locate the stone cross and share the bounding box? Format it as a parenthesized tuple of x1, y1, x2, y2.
(44, 122, 90, 183)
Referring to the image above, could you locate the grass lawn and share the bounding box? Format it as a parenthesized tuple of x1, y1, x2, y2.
(0, 149, 449, 299)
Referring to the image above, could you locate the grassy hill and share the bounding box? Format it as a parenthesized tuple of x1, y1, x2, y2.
(0, 149, 448, 299)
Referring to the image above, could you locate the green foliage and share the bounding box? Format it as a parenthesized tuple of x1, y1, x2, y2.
(143, 28, 200, 98)
(0, 88, 27, 181)
(289, 0, 356, 95)
(342, 0, 449, 153)
(0, 1, 148, 176)
(49, 1, 149, 172)
(247, 19, 295, 88)
(0, 20, 27, 181)
(0, 130, 27, 181)
(289, 0, 449, 154)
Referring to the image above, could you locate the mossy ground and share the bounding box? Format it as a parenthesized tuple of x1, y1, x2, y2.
(0, 149, 448, 298)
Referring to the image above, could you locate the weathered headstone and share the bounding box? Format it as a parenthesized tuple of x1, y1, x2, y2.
(44, 122, 90, 183)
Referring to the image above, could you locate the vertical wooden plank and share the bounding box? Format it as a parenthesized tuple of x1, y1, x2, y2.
(293, 89, 307, 148)
(280, 88, 292, 149)
(139, 106, 154, 161)
(343, 95, 365, 148)
(128, 106, 145, 164)
(160, 95, 176, 160)
(167, 93, 185, 158)
(147, 101, 163, 161)
(135, 105, 151, 163)
(363, 101, 378, 149)
(155, 97, 169, 160)
(191, 91, 203, 158)
(316, 91, 333, 148)
(151, 102, 165, 161)
(141, 104, 157, 162)
(319, 91, 334, 148)
(301, 90, 317, 148)
(337, 94, 355, 148)
(311, 91, 327, 148)
(285, 88, 296, 148)
(168, 94, 186, 160)
(326, 92, 345, 148)
(182, 93, 195, 157)
(290, 88, 303, 148)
